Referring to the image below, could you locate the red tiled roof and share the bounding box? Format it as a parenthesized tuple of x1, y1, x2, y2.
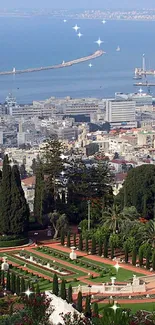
(22, 176, 36, 186)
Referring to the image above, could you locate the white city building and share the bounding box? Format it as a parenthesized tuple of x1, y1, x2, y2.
(105, 99, 137, 128)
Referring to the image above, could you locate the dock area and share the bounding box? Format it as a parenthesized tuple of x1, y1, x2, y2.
(133, 82, 155, 87)
(0, 50, 104, 76)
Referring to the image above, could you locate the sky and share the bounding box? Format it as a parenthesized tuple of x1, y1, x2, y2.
(0, 0, 155, 10)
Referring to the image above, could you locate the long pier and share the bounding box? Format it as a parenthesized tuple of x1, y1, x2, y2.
(134, 82, 155, 87)
(0, 50, 104, 76)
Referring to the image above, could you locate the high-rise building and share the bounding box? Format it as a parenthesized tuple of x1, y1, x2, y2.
(105, 99, 137, 128)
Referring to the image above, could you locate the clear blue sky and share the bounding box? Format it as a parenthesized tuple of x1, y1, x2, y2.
(0, 0, 155, 9)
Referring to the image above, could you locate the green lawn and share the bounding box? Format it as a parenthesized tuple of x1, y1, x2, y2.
(98, 302, 155, 313)
(89, 267, 144, 283)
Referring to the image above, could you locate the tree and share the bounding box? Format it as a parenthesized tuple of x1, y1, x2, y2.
(42, 138, 64, 208)
(11, 272, 16, 294)
(52, 274, 59, 296)
(109, 234, 119, 260)
(19, 164, 27, 179)
(103, 237, 109, 258)
(60, 279, 66, 300)
(91, 236, 96, 255)
(67, 232, 71, 248)
(98, 239, 103, 256)
(36, 283, 40, 294)
(152, 251, 155, 271)
(6, 270, 11, 291)
(31, 158, 37, 175)
(10, 165, 29, 234)
(86, 143, 99, 156)
(34, 163, 44, 224)
(79, 233, 83, 251)
(93, 302, 99, 318)
(77, 291, 82, 312)
(116, 165, 155, 218)
(132, 246, 137, 266)
(0, 155, 11, 234)
(16, 276, 21, 295)
(60, 228, 65, 246)
(146, 246, 152, 270)
(21, 277, 25, 294)
(49, 211, 68, 239)
(85, 235, 89, 252)
(67, 284, 73, 303)
(101, 205, 134, 234)
(124, 242, 129, 264)
(1, 270, 5, 287)
(139, 246, 144, 267)
(73, 233, 76, 247)
(84, 295, 91, 318)
(66, 159, 113, 224)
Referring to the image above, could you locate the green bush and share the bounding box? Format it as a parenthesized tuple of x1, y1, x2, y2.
(0, 237, 28, 247)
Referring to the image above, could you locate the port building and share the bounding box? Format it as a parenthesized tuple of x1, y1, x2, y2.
(105, 99, 137, 128)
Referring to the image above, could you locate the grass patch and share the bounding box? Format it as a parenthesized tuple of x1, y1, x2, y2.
(98, 302, 155, 313)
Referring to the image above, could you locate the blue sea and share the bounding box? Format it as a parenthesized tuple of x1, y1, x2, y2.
(0, 17, 155, 103)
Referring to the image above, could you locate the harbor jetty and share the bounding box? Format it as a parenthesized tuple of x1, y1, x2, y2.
(0, 50, 104, 76)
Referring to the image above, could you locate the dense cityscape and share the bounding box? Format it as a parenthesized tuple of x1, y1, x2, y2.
(1, 1, 155, 325)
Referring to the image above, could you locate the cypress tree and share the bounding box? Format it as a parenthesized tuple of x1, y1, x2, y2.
(31, 282, 35, 293)
(0, 155, 11, 234)
(111, 242, 114, 260)
(10, 165, 29, 235)
(60, 228, 65, 246)
(79, 233, 83, 251)
(36, 283, 40, 294)
(98, 239, 103, 256)
(67, 284, 73, 303)
(77, 291, 82, 312)
(132, 246, 137, 266)
(60, 279, 66, 300)
(91, 236, 96, 255)
(34, 164, 44, 224)
(73, 233, 76, 247)
(85, 295, 91, 318)
(93, 302, 99, 318)
(11, 272, 16, 294)
(21, 277, 25, 294)
(67, 232, 71, 248)
(104, 237, 108, 258)
(124, 242, 129, 264)
(146, 246, 152, 270)
(1, 270, 5, 287)
(85, 235, 89, 252)
(53, 274, 59, 296)
(16, 276, 20, 295)
(152, 251, 155, 271)
(139, 246, 143, 267)
(6, 270, 11, 291)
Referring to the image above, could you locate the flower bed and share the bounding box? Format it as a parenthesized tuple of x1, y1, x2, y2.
(15, 252, 74, 276)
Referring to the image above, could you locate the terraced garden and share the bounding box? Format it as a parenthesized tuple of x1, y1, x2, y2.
(0, 243, 147, 294)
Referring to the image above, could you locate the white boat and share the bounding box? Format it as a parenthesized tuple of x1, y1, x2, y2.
(116, 46, 120, 52)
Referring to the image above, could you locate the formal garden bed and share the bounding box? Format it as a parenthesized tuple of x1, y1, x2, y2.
(16, 251, 74, 276)
(35, 246, 145, 283)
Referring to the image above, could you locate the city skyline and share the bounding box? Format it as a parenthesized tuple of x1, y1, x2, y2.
(1, 0, 155, 9)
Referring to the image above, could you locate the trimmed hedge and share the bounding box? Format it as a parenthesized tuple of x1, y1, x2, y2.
(0, 237, 28, 247)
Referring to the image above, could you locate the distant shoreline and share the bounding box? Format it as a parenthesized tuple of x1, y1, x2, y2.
(0, 14, 155, 22)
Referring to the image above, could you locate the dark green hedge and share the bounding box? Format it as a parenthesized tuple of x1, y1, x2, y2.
(0, 237, 28, 247)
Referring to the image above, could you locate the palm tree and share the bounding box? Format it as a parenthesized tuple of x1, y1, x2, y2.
(101, 205, 136, 234)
